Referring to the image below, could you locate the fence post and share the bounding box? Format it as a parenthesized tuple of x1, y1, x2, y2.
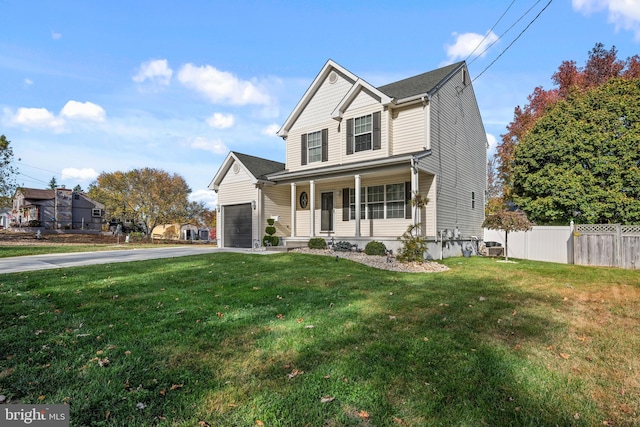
(569, 220, 575, 265)
(616, 224, 622, 268)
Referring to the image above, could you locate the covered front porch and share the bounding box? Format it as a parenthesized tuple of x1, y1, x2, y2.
(261, 156, 437, 252)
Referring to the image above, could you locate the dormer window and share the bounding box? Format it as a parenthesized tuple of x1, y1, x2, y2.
(346, 111, 381, 155)
(354, 115, 372, 152)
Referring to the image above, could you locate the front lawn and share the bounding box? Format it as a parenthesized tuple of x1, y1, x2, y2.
(0, 254, 638, 426)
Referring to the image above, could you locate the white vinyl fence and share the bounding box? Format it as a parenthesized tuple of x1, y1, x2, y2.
(483, 225, 574, 264)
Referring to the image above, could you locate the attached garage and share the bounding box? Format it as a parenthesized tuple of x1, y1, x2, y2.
(223, 203, 253, 248)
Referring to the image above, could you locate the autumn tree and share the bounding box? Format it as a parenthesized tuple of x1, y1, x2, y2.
(482, 209, 532, 261)
(492, 43, 640, 206)
(511, 78, 640, 225)
(88, 168, 196, 235)
(0, 135, 19, 206)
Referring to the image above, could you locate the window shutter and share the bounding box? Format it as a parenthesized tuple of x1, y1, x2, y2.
(346, 118, 354, 155)
(405, 181, 412, 219)
(342, 188, 350, 221)
(373, 111, 381, 150)
(301, 134, 307, 165)
(321, 128, 328, 162)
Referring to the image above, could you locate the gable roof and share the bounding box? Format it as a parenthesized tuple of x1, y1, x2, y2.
(233, 152, 285, 180)
(209, 151, 285, 191)
(278, 60, 467, 136)
(377, 61, 464, 100)
(16, 188, 55, 200)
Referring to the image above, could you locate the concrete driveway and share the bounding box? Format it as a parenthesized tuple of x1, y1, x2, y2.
(0, 246, 275, 274)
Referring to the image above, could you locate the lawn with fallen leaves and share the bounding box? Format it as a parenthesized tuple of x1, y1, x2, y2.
(0, 253, 638, 426)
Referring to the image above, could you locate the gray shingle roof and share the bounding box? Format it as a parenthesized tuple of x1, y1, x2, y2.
(17, 188, 55, 200)
(377, 61, 464, 100)
(233, 152, 285, 179)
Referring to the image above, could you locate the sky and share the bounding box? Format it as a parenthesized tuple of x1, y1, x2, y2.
(1, 0, 639, 209)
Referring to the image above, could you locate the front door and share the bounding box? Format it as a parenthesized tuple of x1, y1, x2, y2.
(321, 192, 333, 232)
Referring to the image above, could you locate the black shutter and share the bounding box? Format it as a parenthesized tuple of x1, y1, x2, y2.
(321, 128, 328, 162)
(405, 181, 412, 219)
(301, 134, 307, 165)
(373, 111, 381, 150)
(346, 118, 354, 155)
(342, 188, 350, 221)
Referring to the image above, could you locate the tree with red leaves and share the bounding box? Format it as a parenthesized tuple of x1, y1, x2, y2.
(491, 43, 640, 210)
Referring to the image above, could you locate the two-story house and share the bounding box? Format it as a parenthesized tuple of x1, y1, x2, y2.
(12, 187, 105, 231)
(210, 60, 487, 257)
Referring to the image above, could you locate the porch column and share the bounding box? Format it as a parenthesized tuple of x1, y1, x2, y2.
(309, 180, 316, 237)
(290, 183, 297, 238)
(411, 164, 419, 227)
(354, 175, 361, 237)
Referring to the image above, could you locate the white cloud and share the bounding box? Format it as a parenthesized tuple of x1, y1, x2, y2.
(51, 31, 62, 40)
(60, 100, 106, 122)
(572, 0, 640, 40)
(178, 63, 270, 105)
(24, 78, 33, 85)
(133, 59, 173, 86)
(189, 136, 228, 154)
(10, 107, 65, 132)
(446, 31, 499, 62)
(206, 112, 234, 129)
(189, 188, 218, 209)
(261, 123, 281, 137)
(61, 167, 99, 181)
(486, 133, 498, 152)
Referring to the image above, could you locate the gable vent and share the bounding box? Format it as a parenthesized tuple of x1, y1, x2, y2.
(233, 163, 240, 174)
(329, 71, 338, 84)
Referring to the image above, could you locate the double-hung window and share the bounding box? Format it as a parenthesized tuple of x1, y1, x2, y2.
(348, 183, 406, 220)
(307, 131, 322, 163)
(354, 115, 372, 152)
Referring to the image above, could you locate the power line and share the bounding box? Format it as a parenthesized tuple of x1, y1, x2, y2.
(465, 0, 517, 63)
(472, 0, 554, 84)
(15, 161, 61, 176)
(469, 0, 543, 66)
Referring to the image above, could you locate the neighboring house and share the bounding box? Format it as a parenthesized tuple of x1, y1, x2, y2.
(11, 187, 105, 231)
(210, 60, 487, 256)
(151, 223, 199, 240)
(0, 207, 11, 229)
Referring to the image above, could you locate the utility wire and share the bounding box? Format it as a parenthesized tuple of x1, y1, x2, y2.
(469, 0, 543, 66)
(472, 0, 553, 84)
(465, 0, 517, 63)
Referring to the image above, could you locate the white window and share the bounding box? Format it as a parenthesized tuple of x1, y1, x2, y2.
(386, 184, 405, 218)
(349, 183, 405, 220)
(307, 131, 322, 163)
(354, 115, 372, 152)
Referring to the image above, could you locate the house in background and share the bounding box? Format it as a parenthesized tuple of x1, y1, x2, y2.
(210, 60, 487, 257)
(11, 187, 105, 231)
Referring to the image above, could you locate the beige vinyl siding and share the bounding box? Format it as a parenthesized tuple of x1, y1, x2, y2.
(390, 103, 426, 155)
(216, 160, 260, 246)
(263, 185, 291, 237)
(341, 104, 388, 164)
(287, 72, 353, 171)
(419, 68, 487, 238)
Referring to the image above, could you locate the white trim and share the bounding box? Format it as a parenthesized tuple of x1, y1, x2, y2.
(309, 180, 316, 237)
(331, 78, 393, 121)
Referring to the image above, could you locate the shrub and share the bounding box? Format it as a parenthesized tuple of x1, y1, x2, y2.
(396, 224, 428, 262)
(333, 241, 353, 252)
(28, 220, 42, 227)
(308, 237, 327, 249)
(365, 240, 387, 256)
(263, 235, 280, 246)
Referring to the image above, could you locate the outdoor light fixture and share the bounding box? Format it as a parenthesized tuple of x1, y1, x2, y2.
(251, 200, 256, 210)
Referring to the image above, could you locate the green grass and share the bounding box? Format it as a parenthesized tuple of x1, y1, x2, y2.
(1, 254, 639, 426)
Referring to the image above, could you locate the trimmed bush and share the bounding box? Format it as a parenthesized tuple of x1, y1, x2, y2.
(263, 235, 280, 246)
(365, 240, 387, 256)
(333, 241, 353, 252)
(308, 238, 327, 249)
